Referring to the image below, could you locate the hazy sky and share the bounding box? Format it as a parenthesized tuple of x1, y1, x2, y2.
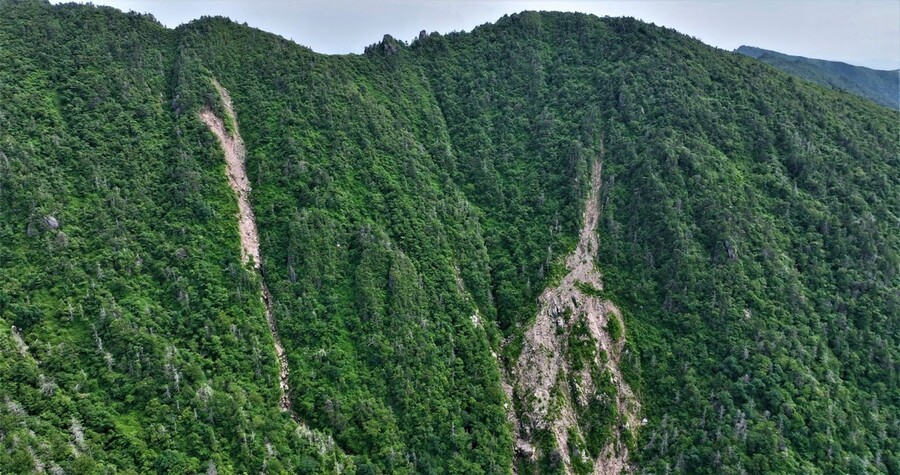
(54, 0, 900, 70)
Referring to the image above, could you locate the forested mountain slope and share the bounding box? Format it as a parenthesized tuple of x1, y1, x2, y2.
(735, 45, 900, 110)
(1, 2, 897, 474)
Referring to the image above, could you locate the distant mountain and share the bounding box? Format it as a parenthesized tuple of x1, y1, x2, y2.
(735, 45, 899, 109)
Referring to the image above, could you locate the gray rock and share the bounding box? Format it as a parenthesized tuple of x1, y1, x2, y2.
(43, 215, 60, 230)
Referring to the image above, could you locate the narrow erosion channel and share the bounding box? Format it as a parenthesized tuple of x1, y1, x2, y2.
(198, 79, 297, 421)
(508, 155, 641, 474)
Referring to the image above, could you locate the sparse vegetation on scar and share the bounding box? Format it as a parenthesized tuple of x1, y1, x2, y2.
(575, 280, 604, 297)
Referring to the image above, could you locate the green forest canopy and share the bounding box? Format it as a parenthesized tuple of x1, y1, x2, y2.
(0, 1, 897, 473)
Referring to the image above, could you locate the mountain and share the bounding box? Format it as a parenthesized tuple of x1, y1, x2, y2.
(1, 1, 898, 474)
(735, 45, 900, 110)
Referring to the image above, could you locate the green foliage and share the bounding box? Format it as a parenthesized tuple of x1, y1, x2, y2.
(566, 316, 596, 372)
(0, 3, 897, 474)
(0, 1, 351, 472)
(736, 45, 899, 110)
(567, 427, 593, 474)
(414, 11, 899, 473)
(605, 314, 622, 343)
(582, 368, 618, 457)
(574, 281, 603, 298)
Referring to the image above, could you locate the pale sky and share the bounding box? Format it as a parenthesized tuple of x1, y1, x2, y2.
(53, 0, 900, 70)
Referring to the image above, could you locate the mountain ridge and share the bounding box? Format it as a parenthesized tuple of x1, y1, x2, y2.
(1, 2, 898, 474)
(735, 45, 900, 110)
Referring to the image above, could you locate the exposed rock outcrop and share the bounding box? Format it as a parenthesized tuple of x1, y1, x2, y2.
(508, 156, 640, 474)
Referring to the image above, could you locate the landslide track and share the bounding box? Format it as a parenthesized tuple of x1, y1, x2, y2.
(198, 79, 297, 421)
(508, 156, 640, 474)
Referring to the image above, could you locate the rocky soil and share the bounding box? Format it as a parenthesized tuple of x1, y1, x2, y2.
(509, 157, 640, 474)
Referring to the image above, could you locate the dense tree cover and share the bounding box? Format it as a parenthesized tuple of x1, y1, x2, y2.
(174, 18, 511, 474)
(0, 1, 350, 473)
(412, 14, 899, 472)
(735, 46, 899, 110)
(1, 2, 897, 474)
(411, 13, 898, 473)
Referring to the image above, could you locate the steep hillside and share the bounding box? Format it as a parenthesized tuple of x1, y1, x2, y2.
(0, 1, 355, 473)
(1, 2, 898, 474)
(413, 15, 899, 473)
(175, 17, 511, 473)
(736, 45, 899, 110)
